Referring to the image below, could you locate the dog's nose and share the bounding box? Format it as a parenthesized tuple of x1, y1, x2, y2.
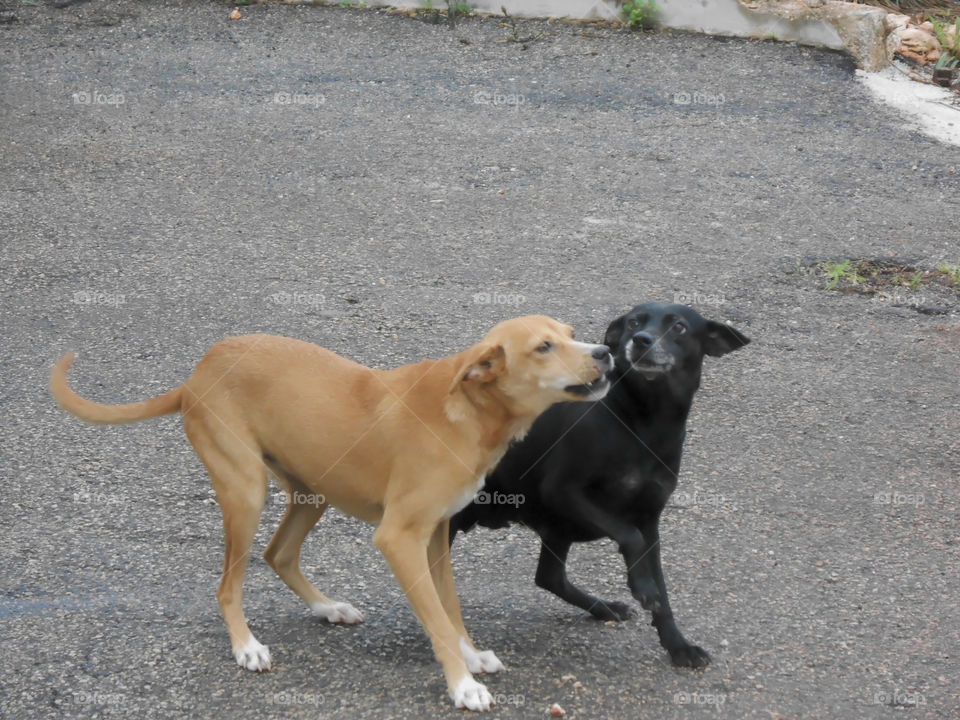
(631, 332, 655, 348)
(591, 345, 610, 360)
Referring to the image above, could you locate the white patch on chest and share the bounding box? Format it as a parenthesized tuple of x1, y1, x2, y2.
(444, 474, 486, 519)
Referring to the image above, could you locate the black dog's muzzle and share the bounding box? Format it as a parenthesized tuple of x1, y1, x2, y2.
(625, 333, 673, 374)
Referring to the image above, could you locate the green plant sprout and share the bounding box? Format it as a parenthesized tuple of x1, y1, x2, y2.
(622, 0, 659, 30)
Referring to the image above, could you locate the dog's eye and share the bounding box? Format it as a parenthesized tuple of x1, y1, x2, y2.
(627, 318, 640, 329)
(672, 322, 687, 335)
(535, 341, 552, 354)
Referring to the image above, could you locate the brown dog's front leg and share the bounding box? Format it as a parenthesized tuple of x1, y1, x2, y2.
(373, 520, 493, 712)
(428, 520, 505, 675)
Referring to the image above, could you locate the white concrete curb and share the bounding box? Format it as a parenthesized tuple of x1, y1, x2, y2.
(301, 0, 893, 70)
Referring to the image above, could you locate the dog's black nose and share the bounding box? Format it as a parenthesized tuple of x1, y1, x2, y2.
(632, 333, 655, 348)
(592, 345, 610, 360)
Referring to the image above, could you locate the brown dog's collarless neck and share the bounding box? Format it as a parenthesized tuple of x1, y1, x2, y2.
(456, 381, 529, 453)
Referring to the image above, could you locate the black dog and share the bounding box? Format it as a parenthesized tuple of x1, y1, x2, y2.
(450, 302, 749, 668)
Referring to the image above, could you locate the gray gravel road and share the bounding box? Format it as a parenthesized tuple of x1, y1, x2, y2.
(2, 1, 959, 718)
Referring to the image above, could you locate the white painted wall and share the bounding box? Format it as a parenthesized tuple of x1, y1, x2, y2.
(656, 0, 844, 49)
(366, 0, 846, 50)
(387, 0, 623, 19)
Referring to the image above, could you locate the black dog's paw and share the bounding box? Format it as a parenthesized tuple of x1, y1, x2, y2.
(589, 601, 633, 621)
(669, 644, 711, 669)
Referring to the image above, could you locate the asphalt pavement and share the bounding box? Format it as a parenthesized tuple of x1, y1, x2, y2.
(1, 1, 959, 718)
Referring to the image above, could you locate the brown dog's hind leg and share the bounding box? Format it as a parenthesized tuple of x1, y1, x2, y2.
(263, 484, 363, 625)
(186, 417, 271, 671)
(215, 469, 271, 670)
(428, 520, 504, 675)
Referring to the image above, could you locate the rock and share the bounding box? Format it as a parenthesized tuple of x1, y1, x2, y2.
(883, 14, 957, 64)
(549, 703, 566, 717)
(736, 0, 890, 71)
(884, 13, 910, 32)
(895, 48, 939, 64)
(886, 25, 904, 61)
(898, 26, 941, 64)
(822, 1, 889, 72)
(940, 24, 957, 50)
(899, 27, 937, 51)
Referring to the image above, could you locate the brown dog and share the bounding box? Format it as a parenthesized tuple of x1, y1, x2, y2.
(50, 316, 612, 711)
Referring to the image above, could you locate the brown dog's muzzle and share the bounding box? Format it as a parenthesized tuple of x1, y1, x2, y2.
(564, 343, 613, 398)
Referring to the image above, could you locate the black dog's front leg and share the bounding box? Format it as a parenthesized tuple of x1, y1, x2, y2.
(534, 533, 633, 621)
(546, 488, 662, 612)
(640, 519, 711, 668)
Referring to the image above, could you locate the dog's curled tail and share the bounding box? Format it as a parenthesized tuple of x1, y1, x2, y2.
(50, 352, 183, 425)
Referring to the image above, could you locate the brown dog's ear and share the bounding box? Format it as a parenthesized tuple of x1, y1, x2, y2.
(448, 343, 506, 394)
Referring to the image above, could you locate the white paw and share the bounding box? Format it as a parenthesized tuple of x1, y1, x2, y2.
(451, 676, 493, 712)
(310, 601, 364, 625)
(234, 635, 271, 671)
(459, 637, 505, 674)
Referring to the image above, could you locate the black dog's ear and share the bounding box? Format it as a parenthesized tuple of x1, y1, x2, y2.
(703, 321, 750, 357)
(603, 315, 626, 353)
